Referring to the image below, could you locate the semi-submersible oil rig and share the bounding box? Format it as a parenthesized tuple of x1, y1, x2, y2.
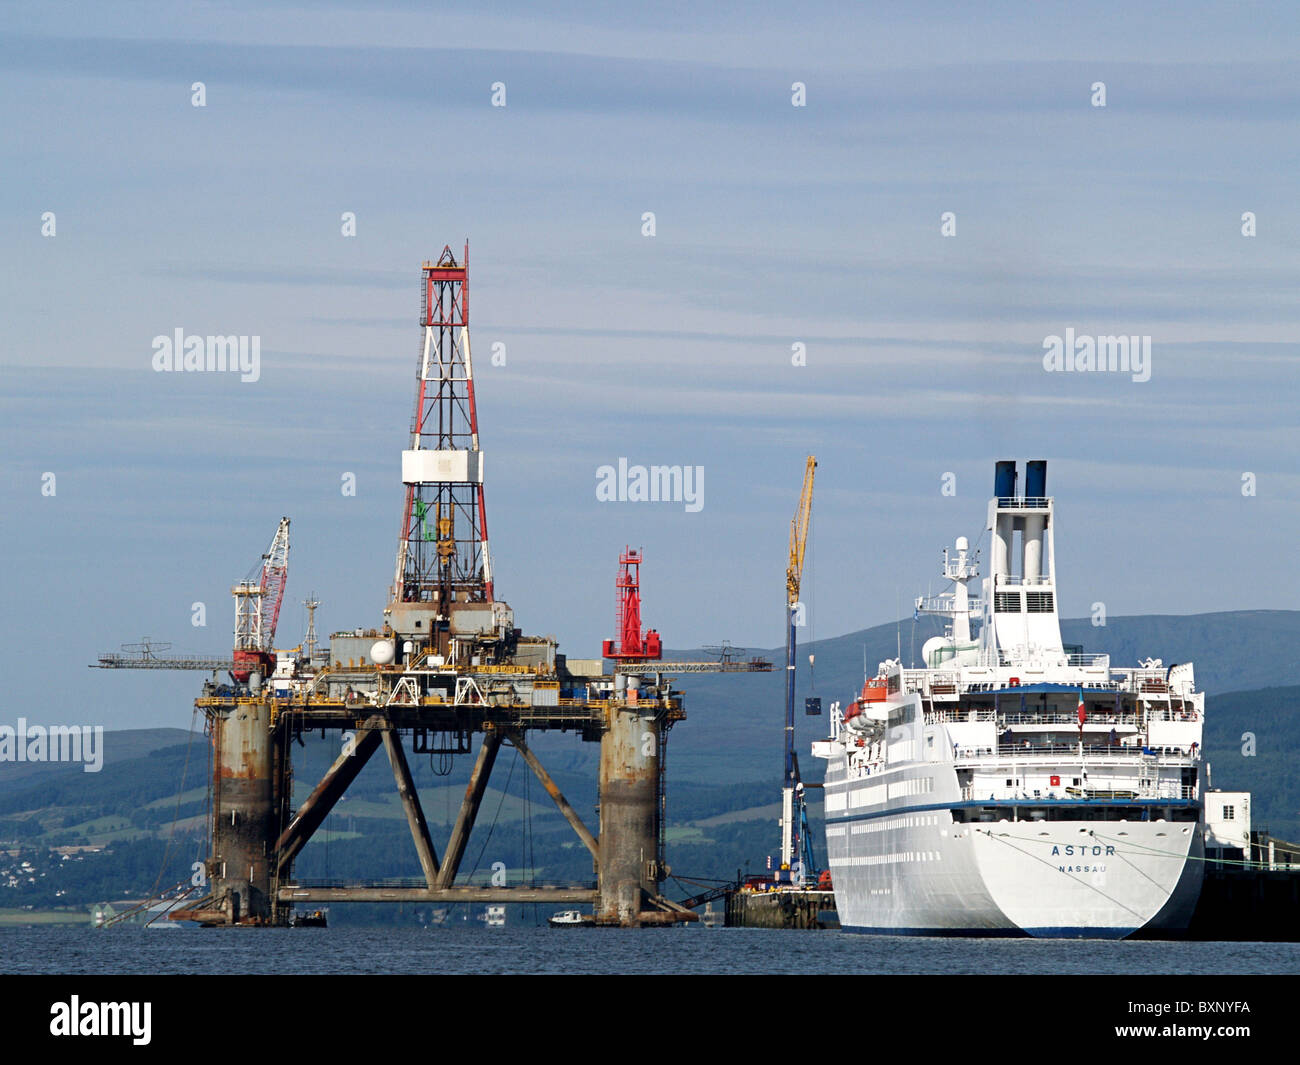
(97, 245, 768, 927)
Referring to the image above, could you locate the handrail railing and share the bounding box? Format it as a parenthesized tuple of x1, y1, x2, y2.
(955, 743, 1198, 759)
(959, 783, 1195, 802)
(925, 709, 997, 723)
(1000, 712, 1141, 726)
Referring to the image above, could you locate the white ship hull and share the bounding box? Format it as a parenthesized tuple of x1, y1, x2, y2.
(825, 760, 1203, 937)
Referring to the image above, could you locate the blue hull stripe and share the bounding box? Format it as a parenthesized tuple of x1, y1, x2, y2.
(841, 925, 1137, 940)
(825, 797, 1198, 826)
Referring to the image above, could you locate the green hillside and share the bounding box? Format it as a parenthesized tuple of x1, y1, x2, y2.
(3, 610, 1296, 921)
(666, 608, 1300, 783)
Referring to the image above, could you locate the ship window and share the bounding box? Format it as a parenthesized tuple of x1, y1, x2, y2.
(1073, 778, 1080, 786)
(994, 592, 1022, 613)
(1026, 592, 1054, 613)
(1223, 806, 1235, 820)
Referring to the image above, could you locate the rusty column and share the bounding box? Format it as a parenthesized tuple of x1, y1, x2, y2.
(597, 685, 661, 926)
(209, 696, 277, 924)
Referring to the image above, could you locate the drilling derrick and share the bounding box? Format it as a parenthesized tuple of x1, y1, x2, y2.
(389, 245, 508, 659)
(92, 247, 775, 931)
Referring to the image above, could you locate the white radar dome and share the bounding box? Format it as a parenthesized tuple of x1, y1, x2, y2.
(370, 640, 395, 665)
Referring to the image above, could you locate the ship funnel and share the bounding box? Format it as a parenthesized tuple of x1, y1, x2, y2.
(1025, 460, 1047, 499)
(1023, 459, 1047, 582)
(992, 461, 1017, 580)
(994, 460, 1018, 500)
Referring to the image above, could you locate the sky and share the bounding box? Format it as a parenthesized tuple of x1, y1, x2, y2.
(2, 2, 1298, 729)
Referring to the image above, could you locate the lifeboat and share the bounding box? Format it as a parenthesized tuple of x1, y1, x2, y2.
(842, 700, 873, 734)
(857, 676, 908, 723)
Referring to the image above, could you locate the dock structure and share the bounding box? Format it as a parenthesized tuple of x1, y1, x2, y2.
(725, 887, 837, 930)
(163, 247, 769, 928)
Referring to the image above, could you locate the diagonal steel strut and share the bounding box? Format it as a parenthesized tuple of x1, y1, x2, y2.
(382, 727, 440, 887)
(275, 715, 383, 876)
(435, 730, 502, 889)
(508, 730, 599, 860)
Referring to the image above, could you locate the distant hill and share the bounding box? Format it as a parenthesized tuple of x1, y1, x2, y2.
(3, 610, 1295, 918)
(0, 727, 198, 786)
(1201, 686, 1300, 842)
(666, 609, 1300, 783)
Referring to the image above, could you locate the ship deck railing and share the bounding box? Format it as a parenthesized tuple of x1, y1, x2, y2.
(927, 710, 1199, 727)
(955, 743, 1198, 761)
(926, 708, 998, 723)
(919, 685, 1198, 706)
(1000, 711, 1200, 725)
(1000, 712, 1142, 726)
(960, 784, 1197, 802)
(990, 651, 1112, 667)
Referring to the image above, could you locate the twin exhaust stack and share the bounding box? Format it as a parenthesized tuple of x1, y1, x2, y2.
(991, 459, 1048, 584)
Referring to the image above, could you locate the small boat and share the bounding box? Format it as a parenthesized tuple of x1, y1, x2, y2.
(291, 909, 328, 928)
(547, 909, 587, 927)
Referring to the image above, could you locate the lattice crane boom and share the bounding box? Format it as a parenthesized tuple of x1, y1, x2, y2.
(787, 455, 816, 606)
(232, 516, 290, 682)
(259, 517, 291, 650)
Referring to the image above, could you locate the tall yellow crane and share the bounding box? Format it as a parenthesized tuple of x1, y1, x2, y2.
(787, 456, 817, 607)
(781, 456, 816, 876)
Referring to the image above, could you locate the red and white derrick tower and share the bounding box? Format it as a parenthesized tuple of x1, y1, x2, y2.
(389, 246, 508, 649)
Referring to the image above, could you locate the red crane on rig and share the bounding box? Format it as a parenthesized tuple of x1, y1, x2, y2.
(600, 548, 770, 675)
(601, 548, 662, 661)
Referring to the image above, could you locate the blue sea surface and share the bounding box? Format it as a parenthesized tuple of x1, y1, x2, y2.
(2, 926, 1297, 975)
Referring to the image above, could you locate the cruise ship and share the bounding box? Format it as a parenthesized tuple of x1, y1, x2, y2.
(812, 460, 1205, 937)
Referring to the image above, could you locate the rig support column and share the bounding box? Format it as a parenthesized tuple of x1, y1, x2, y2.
(209, 698, 277, 924)
(598, 695, 661, 926)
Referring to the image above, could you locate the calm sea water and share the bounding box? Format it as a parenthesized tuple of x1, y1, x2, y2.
(3, 926, 1298, 975)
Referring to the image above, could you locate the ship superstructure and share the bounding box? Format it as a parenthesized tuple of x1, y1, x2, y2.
(813, 460, 1205, 937)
